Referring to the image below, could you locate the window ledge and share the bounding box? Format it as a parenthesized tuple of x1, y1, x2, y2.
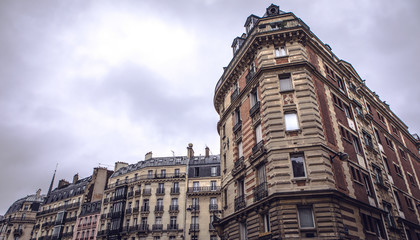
(279, 89, 295, 94)
(274, 55, 289, 59)
(291, 177, 310, 183)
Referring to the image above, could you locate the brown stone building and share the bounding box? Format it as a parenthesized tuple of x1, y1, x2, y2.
(0, 190, 45, 240)
(213, 4, 420, 240)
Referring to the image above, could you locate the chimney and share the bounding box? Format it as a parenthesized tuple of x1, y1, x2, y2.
(114, 162, 129, 172)
(58, 179, 69, 189)
(187, 143, 194, 159)
(73, 173, 79, 184)
(145, 151, 153, 160)
(36, 189, 41, 198)
(205, 146, 210, 158)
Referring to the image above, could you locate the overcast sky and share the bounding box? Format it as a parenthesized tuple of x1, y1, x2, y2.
(1, 0, 419, 214)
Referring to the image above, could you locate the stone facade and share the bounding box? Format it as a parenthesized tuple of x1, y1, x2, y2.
(96, 145, 221, 240)
(0, 190, 45, 240)
(213, 4, 420, 240)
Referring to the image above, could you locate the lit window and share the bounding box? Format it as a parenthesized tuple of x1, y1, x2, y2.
(279, 74, 293, 91)
(298, 206, 315, 228)
(285, 112, 299, 131)
(291, 153, 306, 178)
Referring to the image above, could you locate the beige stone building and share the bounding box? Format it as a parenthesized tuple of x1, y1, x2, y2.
(32, 167, 112, 240)
(97, 144, 221, 240)
(0, 190, 45, 240)
(213, 4, 420, 240)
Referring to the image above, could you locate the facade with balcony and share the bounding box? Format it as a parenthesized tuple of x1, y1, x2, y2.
(214, 4, 420, 240)
(0, 190, 45, 240)
(31, 168, 112, 240)
(97, 145, 220, 240)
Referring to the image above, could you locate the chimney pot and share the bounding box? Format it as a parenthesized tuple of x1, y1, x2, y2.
(205, 146, 210, 157)
(145, 151, 153, 160)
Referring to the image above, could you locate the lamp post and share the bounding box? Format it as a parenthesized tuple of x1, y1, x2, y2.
(187, 207, 197, 240)
(329, 151, 349, 163)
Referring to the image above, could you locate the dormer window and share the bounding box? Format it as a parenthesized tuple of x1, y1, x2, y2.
(266, 4, 280, 16)
(245, 15, 259, 34)
(231, 37, 245, 56)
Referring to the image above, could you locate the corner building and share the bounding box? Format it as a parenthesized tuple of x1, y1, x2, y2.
(213, 4, 420, 240)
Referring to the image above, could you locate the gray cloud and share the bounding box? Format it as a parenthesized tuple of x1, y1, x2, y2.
(1, 0, 419, 214)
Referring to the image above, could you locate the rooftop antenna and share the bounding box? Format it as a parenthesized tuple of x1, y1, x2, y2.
(47, 163, 58, 196)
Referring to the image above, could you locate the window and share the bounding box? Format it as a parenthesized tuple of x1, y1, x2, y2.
(384, 136, 394, 149)
(372, 165, 384, 186)
(210, 235, 218, 240)
(291, 153, 306, 178)
(407, 173, 416, 186)
(298, 206, 315, 228)
(394, 191, 402, 211)
(250, 89, 258, 107)
(285, 112, 299, 131)
(261, 213, 271, 232)
(240, 221, 247, 240)
(211, 166, 217, 176)
(383, 202, 396, 228)
(279, 74, 293, 91)
(373, 128, 382, 145)
(234, 107, 241, 125)
(237, 178, 245, 197)
(337, 77, 345, 90)
(193, 181, 199, 192)
(211, 180, 217, 191)
(275, 46, 286, 57)
(148, 170, 153, 178)
(174, 168, 180, 177)
(363, 174, 373, 197)
(160, 169, 166, 178)
(399, 148, 407, 160)
(170, 216, 177, 226)
(343, 104, 352, 118)
(394, 164, 403, 177)
(363, 131, 373, 149)
(237, 141, 244, 159)
(255, 124, 263, 143)
(250, 60, 256, 73)
(405, 196, 414, 210)
(257, 164, 266, 185)
(194, 167, 200, 177)
(378, 113, 385, 123)
(352, 135, 361, 154)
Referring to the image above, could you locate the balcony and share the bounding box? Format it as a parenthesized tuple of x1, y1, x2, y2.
(127, 191, 134, 198)
(234, 195, 246, 211)
(134, 190, 141, 196)
(167, 224, 179, 231)
(138, 224, 149, 233)
(152, 224, 163, 231)
(103, 198, 109, 204)
(169, 205, 179, 212)
(13, 229, 23, 236)
(209, 204, 218, 212)
(249, 101, 260, 117)
(133, 207, 139, 213)
(250, 140, 265, 163)
(188, 205, 200, 212)
(189, 224, 200, 233)
(154, 205, 164, 213)
(140, 206, 150, 213)
(170, 187, 180, 195)
(230, 88, 240, 102)
(100, 214, 107, 220)
(156, 188, 165, 196)
(142, 189, 151, 196)
(125, 208, 132, 214)
(232, 156, 245, 176)
(209, 223, 216, 231)
(233, 120, 242, 133)
(253, 182, 268, 202)
(187, 186, 221, 195)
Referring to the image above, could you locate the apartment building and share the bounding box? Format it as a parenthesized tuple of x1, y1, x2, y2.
(97, 145, 221, 240)
(213, 4, 420, 240)
(32, 168, 112, 240)
(0, 190, 45, 240)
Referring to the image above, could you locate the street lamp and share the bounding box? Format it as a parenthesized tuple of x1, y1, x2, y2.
(187, 207, 198, 240)
(329, 151, 349, 163)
